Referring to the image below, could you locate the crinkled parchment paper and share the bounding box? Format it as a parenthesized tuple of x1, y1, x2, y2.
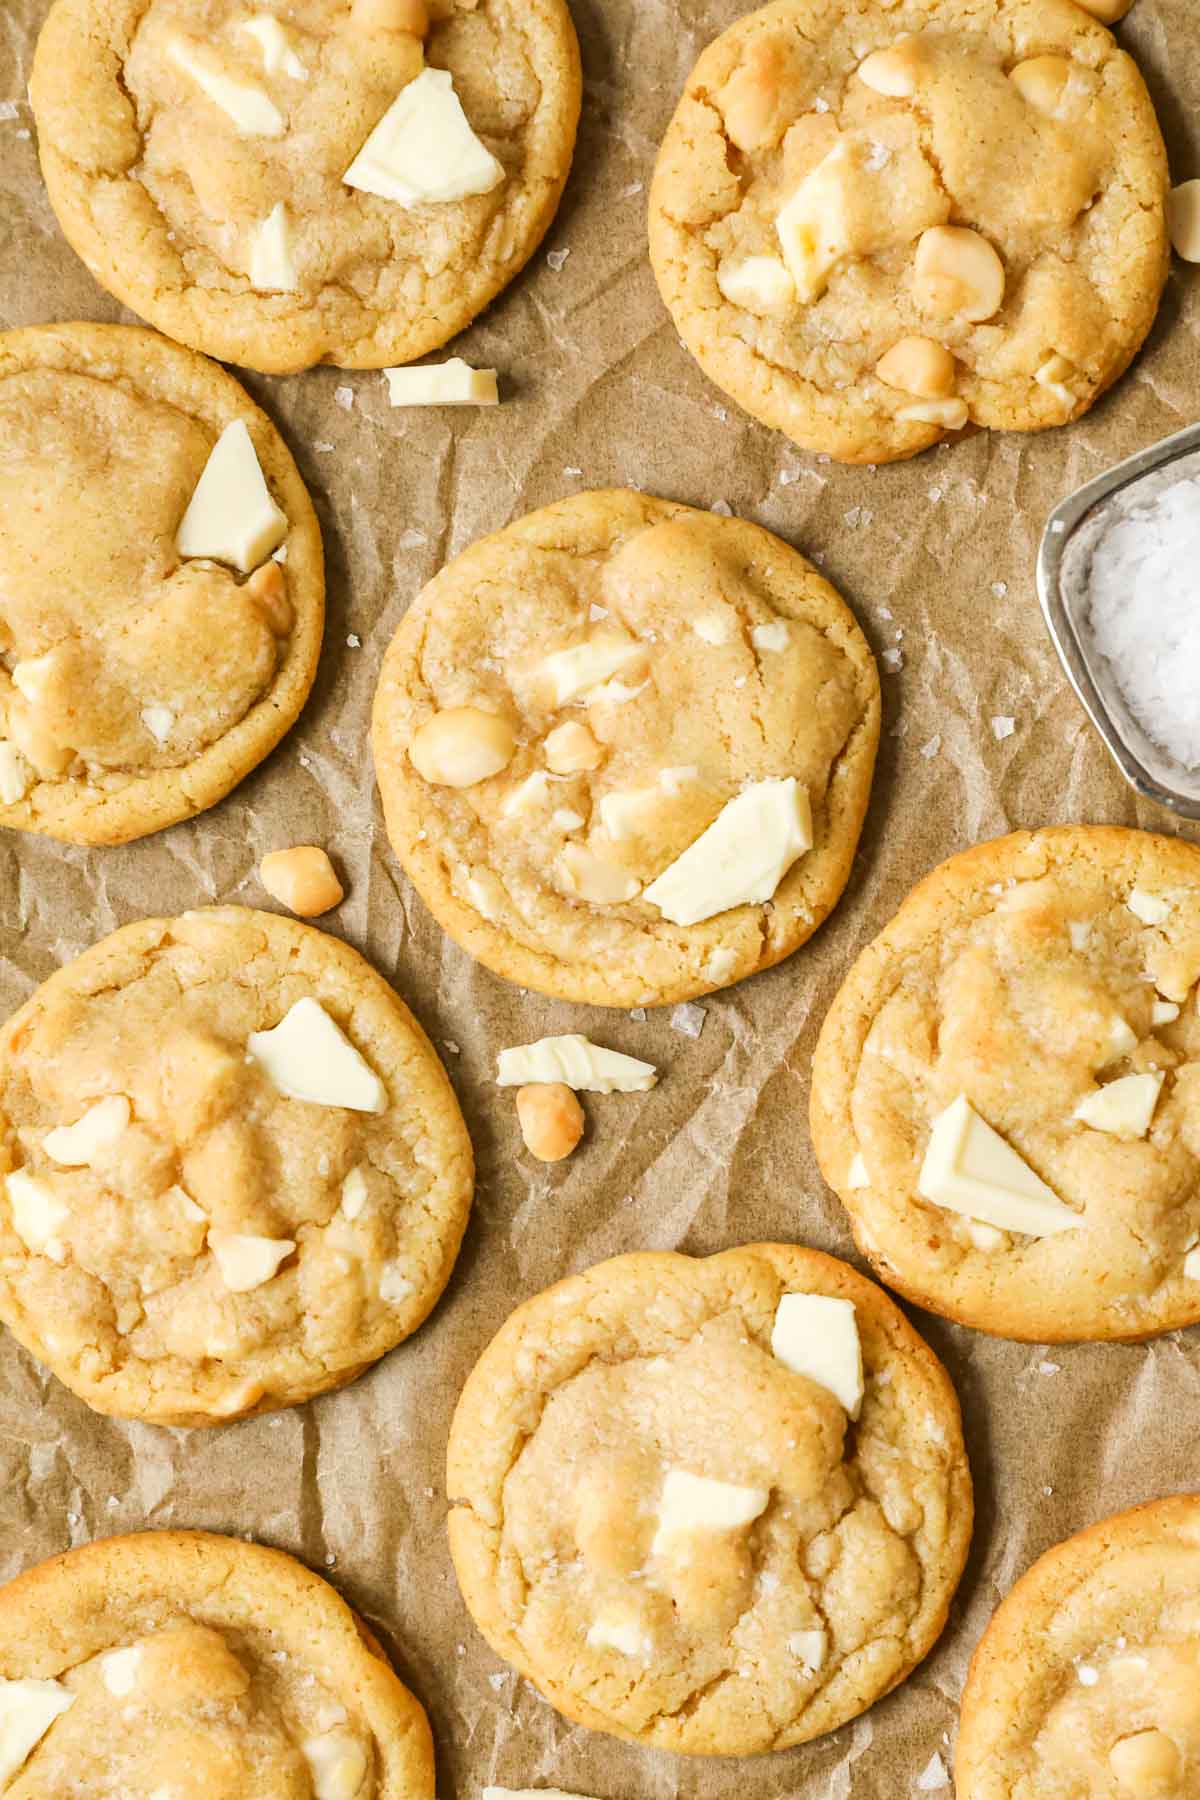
(2, 1, 1200, 1793)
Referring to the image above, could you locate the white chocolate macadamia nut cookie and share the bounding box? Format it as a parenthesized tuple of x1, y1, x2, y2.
(648, 0, 1169, 464)
(0, 323, 323, 846)
(30, 0, 581, 373)
(0, 907, 473, 1425)
(372, 490, 880, 1008)
(446, 1244, 973, 1756)
(811, 826, 1200, 1343)
(0, 1531, 436, 1799)
(957, 1497, 1200, 1799)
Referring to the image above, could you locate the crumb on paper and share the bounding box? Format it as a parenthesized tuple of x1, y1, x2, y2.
(443, 1040, 460, 1055)
(1038, 1360, 1061, 1375)
(991, 715, 1016, 740)
(630, 1007, 647, 1022)
(882, 648, 904, 673)
(928, 486, 943, 504)
(991, 580, 1008, 598)
(1043, 1485, 1054, 1496)
(546, 247, 570, 271)
(588, 602, 609, 621)
(711, 499, 733, 516)
(334, 386, 354, 411)
(916, 1750, 950, 1791)
(0, 101, 19, 121)
(621, 180, 643, 198)
(670, 1002, 707, 1039)
(920, 734, 942, 759)
(346, 633, 361, 649)
(712, 405, 728, 423)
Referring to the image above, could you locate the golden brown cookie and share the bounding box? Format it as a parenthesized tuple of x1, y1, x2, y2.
(0, 1530, 436, 1797)
(0, 322, 323, 846)
(811, 825, 1200, 1343)
(446, 1244, 972, 1756)
(0, 906, 474, 1426)
(956, 1496, 1200, 1798)
(648, 0, 1169, 464)
(372, 489, 880, 1009)
(30, 0, 581, 373)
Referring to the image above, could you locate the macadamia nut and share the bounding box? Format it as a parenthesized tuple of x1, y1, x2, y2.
(260, 846, 345, 917)
(516, 1082, 585, 1161)
(409, 707, 516, 787)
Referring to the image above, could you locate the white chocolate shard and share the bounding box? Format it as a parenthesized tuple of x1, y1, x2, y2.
(248, 998, 386, 1113)
(1073, 1072, 1163, 1140)
(692, 612, 729, 645)
(140, 705, 175, 747)
(176, 421, 287, 575)
(503, 772, 551, 817)
(5, 1170, 69, 1263)
(643, 778, 812, 926)
(496, 1034, 656, 1094)
(167, 39, 285, 135)
(378, 1262, 413, 1306)
(651, 1470, 769, 1551)
(557, 842, 641, 903)
(240, 16, 308, 79)
(538, 637, 648, 705)
(100, 1647, 142, 1697)
(341, 1166, 369, 1220)
(0, 741, 33, 805)
(1153, 1000, 1181, 1026)
(751, 620, 790, 652)
(208, 1231, 296, 1293)
(585, 1612, 652, 1657)
(302, 1730, 370, 1800)
(918, 1095, 1081, 1237)
(344, 67, 503, 205)
(42, 1096, 131, 1167)
(787, 1628, 827, 1672)
(599, 786, 660, 841)
(249, 202, 299, 292)
(847, 1151, 869, 1189)
(0, 1678, 75, 1786)
(1127, 888, 1170, 925)
(384, 360, 499, 406)
(1184, 1246, 1200, 1281)
(1102, 1016, 1138, 1064)
(703, 946, 738, 984)
(716, 254, 795, 313)
(771, 1292, 864, 1418)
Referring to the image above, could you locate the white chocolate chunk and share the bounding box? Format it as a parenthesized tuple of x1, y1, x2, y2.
(502, 771, 551, 816)
(787, 1628, 827, 1672)
(383, 360, 499, 406)
(1068, 920, 1091, 951)
(552, 807, 585, 832)
(1102, 1016, 1138, 1064)
(703, 946, 738, 984)
(240, 16, 308, 79)
(751, 620, 790, 653)
(208, 1231, 296, 1292)
(557, 842, 641, 903)
(897, 398, 969, 430)
(918, 1095, 1081, 1237)
(344, 67, 503, 205)
(651, 1469, 769, 1551)
(0, 1678, 75, 1785)
(847, 1151, 869, 1189)
(587, 677, 646, 706)
(5, 1170, 69, 1262)
(42, 1095, 131, 1167)
(378, 1262, 414, 1306)
(341, 1166, 369, 1220)
(1035, 354, 1078, 409)
(716, 254, 796, 313)
(771, 1293, 864, 1418)
(966, 1219, 1006, 1251)
(170, 1185, 207, 1224)
(0, 741, 33, 805)
(1127, 888, 1170, 925)
(586, 1612, 652, 1657)
(167, 39, 285, 135)
(249, 202, 298, 292)
(643, 778, 812, 927)
(538, 637, 648, 705)
(176, 421, 288, 575)
(1073, 1072, 1163, 1139)
(1168, 180, 1200, 263)
(302, 1730, 370, 1800)
(140, 704, 176, 747)
(100, 1647, 142, 1697)
(496, 1034, 656, 1093)
(1184, 1247, 1200, 1281)
(248, 997, 386, 1112)
(1153, 1000, 1180, 1026)
(692, 612, 729, 645)
(599, 786, 659, 840)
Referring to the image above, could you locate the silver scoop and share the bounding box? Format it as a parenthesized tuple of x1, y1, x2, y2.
(1037, 420, 1200, 822)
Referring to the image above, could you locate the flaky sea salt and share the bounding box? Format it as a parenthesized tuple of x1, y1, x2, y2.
(670, 1002, 706, 1039)
(991, 715, 1015, 741)
(1086, 475, 1200, 767)
(546, 247, 570, 271)
(916, 1750, 949, 1791)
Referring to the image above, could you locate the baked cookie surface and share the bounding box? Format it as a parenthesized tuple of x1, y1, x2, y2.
(811, 826, 1200, 1343)
(446, 1244, 972, 1756)
(30, 0, 581, 373)
(0, 1529, 435, 1797)
(372, 489, 880, 1008)
(648, 0, 1169, 464)
(957, 1496, 1200, 1798)
(0, 906, 473, 1426)
(0, 323, 323, 846)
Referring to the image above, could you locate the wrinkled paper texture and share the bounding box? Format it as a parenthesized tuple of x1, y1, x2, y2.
(2, 0, 1200, 1794)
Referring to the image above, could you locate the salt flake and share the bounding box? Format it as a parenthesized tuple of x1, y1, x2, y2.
(670, 1002, 707, 1040)
(916, 1750, 949, 1791)
(546, 247, 570, 272)
(334, 386, 354, 411)
(991, 715, 1016, 741)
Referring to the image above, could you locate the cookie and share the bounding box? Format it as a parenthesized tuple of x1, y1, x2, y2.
(0, 323, 323, 846)
(372, 489, 880, 1008)
(446, 1243, 972, 1756)
(811, 825, 1200, 1344)
(648, 0, 1169, 464)
(956, 1495, 1200, 1797)
(0, 1529, 435, 1797)
(30, 0, 581, 374)
(0, 906, 474, 1426)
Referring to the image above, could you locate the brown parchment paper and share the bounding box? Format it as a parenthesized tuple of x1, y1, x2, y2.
(2, 1, 1200, 1793)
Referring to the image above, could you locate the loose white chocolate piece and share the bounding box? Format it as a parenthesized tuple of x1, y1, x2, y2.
(876, 336, 956, 398)
(167, 39, 285, 135)
(0, 1679, 75, 1786)
(497, 1034, 656, 1093)
(651, 1470, 769, 1551)
(918, 1095, 1081, 1236)
(1073, 1071, 1163, 1138)
(544, 721, 604, 774)
(42, 1096, 131, 1167)
(771, 1292, 864, 1417)
(240, 16, 308, 79)
(344, 67, 503, 206)
(249, 203, 299, 292)
(716, 254, 796, 313)
(1168, 181, 1200, 263)
(259, 846, 345, 917)
(642, 777, 812, 926)
(248, 997, 387, 1112)
(383, 360, 499, 406)
(5, 1170, 69, 1262)
(208, 1231, 296, 1292)
(515, 1083, 585, 1162)
(176, 421, 288, 574)
(409, 707, 515, 787)
(913, 226, 1006, 323)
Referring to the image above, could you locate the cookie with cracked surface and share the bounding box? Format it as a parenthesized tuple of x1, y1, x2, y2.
(648, 0, 1169, 464)
(811, 825, 1200, 1343)
(371, 489, 880, 1009)
(446, 1243, 972, 1756)
(0, 323, 323, 846)
(30, 0, 581, 373)
(0, 906, 473, 1426)
(956, 1496, 1200, 1798)
(0, 1529, 436, 1797)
